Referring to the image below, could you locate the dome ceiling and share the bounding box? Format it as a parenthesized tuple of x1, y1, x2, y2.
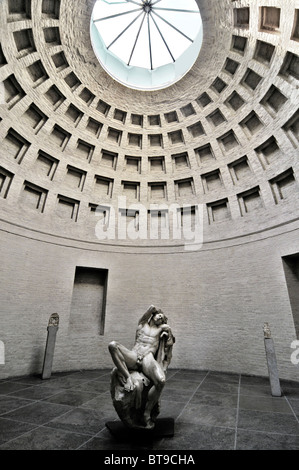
(0, 0, 298, 249)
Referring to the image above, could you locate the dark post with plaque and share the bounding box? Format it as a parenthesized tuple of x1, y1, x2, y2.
(42, 313, 59, 380)
(263, 322, 281, 397)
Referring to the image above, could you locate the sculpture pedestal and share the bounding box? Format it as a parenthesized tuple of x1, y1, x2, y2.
(106, 418, 175, 442)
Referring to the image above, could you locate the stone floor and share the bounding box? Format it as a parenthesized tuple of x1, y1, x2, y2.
(0, 368, 299, 451)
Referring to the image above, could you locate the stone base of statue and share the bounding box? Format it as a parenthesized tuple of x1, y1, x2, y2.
(109, 368, 162, 430)
(105, 417, 175, 442)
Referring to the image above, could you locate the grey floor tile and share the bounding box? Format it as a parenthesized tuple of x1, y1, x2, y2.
(46, 407, 109, 436)
(159, 400, 186, 420)
(43, 390, 99, 407)
(282, 387, 299, 400)
(11, 375, 45, 385)
(164, 380, 200, 391)
(205, 372, 240, 385)
(0, 396, 34, 415)
(0, 417, 37, 445)
(10, 385, 67, 401)
(81, 395, 118, 416)
(162, 388, 195, 402)
(3, 401, 72, 425)
(239, 395, 293, 414)
(0, 425, 91, 450)
(76, 381, 110, 394)
(0, 382, 32, 395)
(288, 398, 299, 417)
(197, 381, 238, 395)
(38, 376, 88, 389)
(155, 422, 235, 450)
(190, 390, 238, 409)
(236, 429, 299, 450)
(237, 409, 299, 435)
(240, 383, 273, 398)
(240, 375, 270, 387)
(177, 403, 237, 428)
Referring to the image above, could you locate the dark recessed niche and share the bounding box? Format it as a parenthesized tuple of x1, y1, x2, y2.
(64, 72, 81, 90)
(125, 156, 141, 173)
(114, 109, 127, 123)
(2, 74, 25, 109)
(254, 40, 275, 65)
(128, 133, 142, 148)
(172, 152, 190, 170)
(148, 182, 167, 200)
(174, 178, 195, 198)
(65, 104, 83, 126)
(43, 27, 61, 45)
(95, 175, 114, 198)
(101, 150, 118, 170)
(97, 99, 110, 116)
(242, 68, 263, 90)
(237, 186, 263, 215)
(24, 103, 48, 133)
(255, 136, 280, 167)
(35, 150, 59, 180)
(41, 0, 61, 18)
(225, 91, 245, 111)
(291, 9, 299, 42)
(76, 140, 95, 163)
(168, 130, 184, 145)
(211, 77, 227, 94)
(149, 156, 165, 173)
(149, 134, 163, 148)
(207, 109, 226, 127)
(148, 115, 161, 126)
(231, 35, 247, 54)
(197, 92, 212, 108)
(131, 113, 143, 127)
(107, 127, 122, 145)
(27, 60, 49, 86)
(260, 85, 288, 113)
(21, 181, 48, 213)
(8, 0, 31, 20)
(5, 128, 30, 164)
(13, 29, 36, 55)
(280, 51, 299, 81)
(195, 143, 215, 164)
(188, 121, 205, 138)
(51, 124, 71, 150)
(86, 118, 102, 137)
(239, 111, 263, 135)
(223, 58, 240, 75)
(51, 51, 69, 70)
(56, 194, 80, 221)
(79, 88, 95, 106)
(207, 198, 230, 224)
(0, 166, 14, 199)
(0, 43, 7, 67)
(269, 168, 297, 204)
(65, 165, 86, 191)
(217, 130, 239, 152)
(122, 180, 140, 200)
(70, 266, 108, 336)
(259, 6, 281, 33)
(282, 109, 299, 146)
(164, 111, 178, 123)
(228, 155, 251, 183)
(201, 169, 223, 193)
(234, 7, 250, 28)
(180, 103, 195, 117)
(45, 85, 65, 109)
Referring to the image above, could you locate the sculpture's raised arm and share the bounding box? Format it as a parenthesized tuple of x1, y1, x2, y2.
(138, 304, 157, 325)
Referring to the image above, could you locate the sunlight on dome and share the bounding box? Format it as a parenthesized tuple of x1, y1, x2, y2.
(90, 0, 203, 90)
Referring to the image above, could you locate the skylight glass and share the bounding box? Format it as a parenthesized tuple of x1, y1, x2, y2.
(90, 0, 203, 90)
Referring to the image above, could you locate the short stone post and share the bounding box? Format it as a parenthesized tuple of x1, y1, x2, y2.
(263, 323, 281, 397)
(42, 313, 59, 380)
